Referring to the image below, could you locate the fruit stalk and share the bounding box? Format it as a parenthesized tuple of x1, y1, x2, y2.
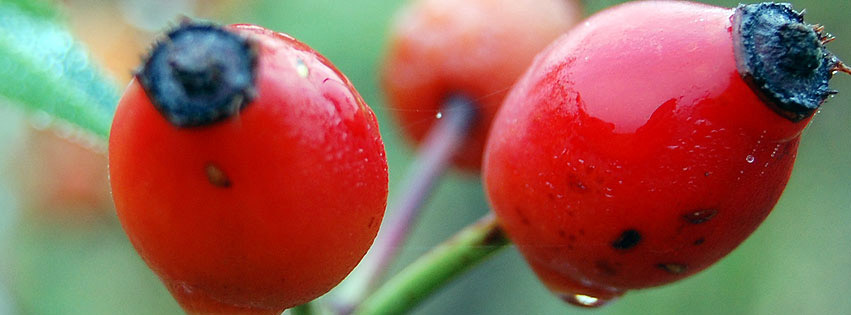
(291, 302, 320, 315)
(341, 95, 477, 310)
(353, 214, 508, 315)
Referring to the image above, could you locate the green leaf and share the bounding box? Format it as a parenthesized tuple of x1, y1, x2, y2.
(0, 0, 58, 19)
(0, 1, 119, 139)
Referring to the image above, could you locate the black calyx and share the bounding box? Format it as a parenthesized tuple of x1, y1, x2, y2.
(733, 3, 842, 122)
(138, 22, 257, 127)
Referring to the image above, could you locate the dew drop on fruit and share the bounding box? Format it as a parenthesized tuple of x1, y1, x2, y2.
(560, 293, 612, 308)
(435, 112, 443, 119)
(295, 57, 309, 78)
(745, 155, 755, 163)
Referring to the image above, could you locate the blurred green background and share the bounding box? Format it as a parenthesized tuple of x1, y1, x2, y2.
(0, 0, 849, 314)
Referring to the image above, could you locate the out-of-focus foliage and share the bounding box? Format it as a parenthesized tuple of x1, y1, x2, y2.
(0, 0, 118, 138)
(0, 0, 849, 314)
(1, 0, 56, 18)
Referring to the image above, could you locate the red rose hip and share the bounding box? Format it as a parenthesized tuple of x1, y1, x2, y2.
(382, 0, 582, 170)
(109, 23, 388, 314)
(484, 1, 847, 307)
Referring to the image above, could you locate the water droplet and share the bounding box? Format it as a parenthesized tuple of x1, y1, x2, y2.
(295, 58, 309, 78)
(745, 155, 755, 163)
(561, 293, 612, 308)
(771, 144, 781, 158)
(435, 112, 443, 119)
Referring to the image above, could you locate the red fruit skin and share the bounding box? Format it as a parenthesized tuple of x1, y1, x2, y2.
(382, 0, 581, 170)
(484, 1, 807, 301)
(109, 25, 388, 313)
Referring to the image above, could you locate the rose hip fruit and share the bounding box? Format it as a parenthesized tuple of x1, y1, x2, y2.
(109, 23, 388, 314)
(382, 0, 582, 170)
(484, 1, 847, 307)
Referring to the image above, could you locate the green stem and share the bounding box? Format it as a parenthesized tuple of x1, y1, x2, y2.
(290, 302, 318, 315)
(353, 215, 509, 315)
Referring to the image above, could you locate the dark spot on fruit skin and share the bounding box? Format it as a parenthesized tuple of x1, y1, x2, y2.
(558, 230, 567, 239)
(205, 163, 231, 188)
(657, 263, 687, 274)
(683, 208, 718, 224)
(595, 260, 618, 276)
(515, 207, 531, 225)
(612, 229, 642, 250)
(367, 216, 376, 228)
(567, 173, 587, 192)
(694, 237, 705, 246)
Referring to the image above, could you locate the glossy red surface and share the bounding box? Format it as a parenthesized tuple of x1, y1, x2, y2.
(484, 1, 809, 303)
(382, 0, 582, 170)
(109, 25, 388, 313)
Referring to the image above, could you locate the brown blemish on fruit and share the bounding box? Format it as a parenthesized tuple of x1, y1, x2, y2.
(694, 237, 705, 246)
(595, 260, 618, 276)
(657, 263, 687, 274)
(683, 208, 718, 224)
(205, 163, 231, 188)
(367, 216, 377, 228)
(515, 207, 531, 225)
(612, 229, 641, 250)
